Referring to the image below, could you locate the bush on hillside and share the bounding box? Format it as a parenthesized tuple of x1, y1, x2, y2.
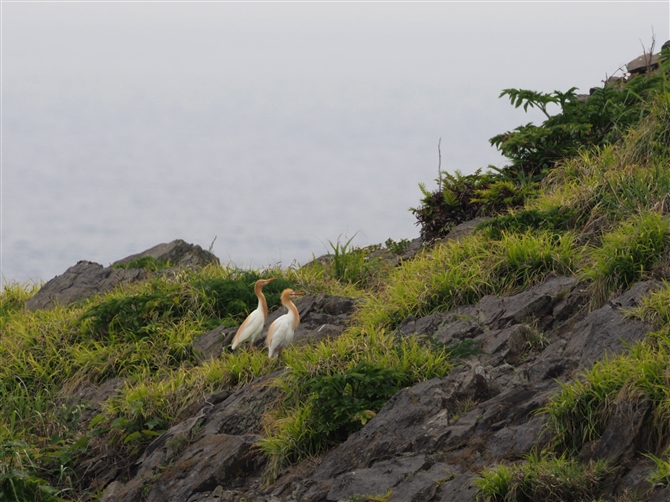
(414, 49, 670, 242)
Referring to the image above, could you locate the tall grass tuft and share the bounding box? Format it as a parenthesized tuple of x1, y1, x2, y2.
(475, 452, 612, 502)
(354, 231, 580, 334)
(584, 211, 670, 307)
(298, 235, 389, 293)
(542, 327, 670, 456)
(0, 282, 40, 320)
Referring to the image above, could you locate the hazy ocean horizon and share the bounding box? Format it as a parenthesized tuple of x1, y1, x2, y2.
(4, 74, 515, 283)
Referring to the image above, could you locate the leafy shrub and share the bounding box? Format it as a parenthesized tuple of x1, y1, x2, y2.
(385, 237, 411, 256)
(414, 52, 670, 242)
(411, 169, 502, 242)
(79, 291, 190, 341)
(491, 64, 669, 181)
(260, 362, 409, 469)
(304, 361, 408, 443)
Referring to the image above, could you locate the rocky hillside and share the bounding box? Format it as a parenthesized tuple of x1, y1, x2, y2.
(2, 45, 670, 502)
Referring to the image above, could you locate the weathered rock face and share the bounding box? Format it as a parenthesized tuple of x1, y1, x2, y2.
(25, 261, 149, 311)
(111, 239, 219, 269)
(100, 277, 662, 502)
(109, 371, 284, 502)
(26, 239, 219, 311)
(286, 293, 358, 346)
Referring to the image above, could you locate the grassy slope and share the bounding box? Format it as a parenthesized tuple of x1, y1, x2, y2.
(1, 84, 670, 501)
(475, 89, 670, 500)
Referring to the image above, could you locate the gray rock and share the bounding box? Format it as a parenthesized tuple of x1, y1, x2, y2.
(627, 51, 660, 74)
(25, 261, 148, 310)
(186, 486, 238, 501)
(562, 281, 658, 371)
(145, 434, 260, 502)
(389, 462, 461, 502)
(100, 480, 126, 502)
(434, 468, 477, 501)
(199, 370, 284, 437)
(581, 396, 648, 465)
(112, 239, 219, 269)
(648, 485, 670, 502)
(299, 363, 520, 485)
(68, 377, 126, 423)
(434, 318, 483, 346)
(400, 237, 424, 261)
(399, 312, 446, 336)
(526, 338, 571, 381)
(193, 325, 236, 361)
(327, 455, 427, 501)
(113, 371, 283, 502)
(478, 324, 529, 366)
(93, 277, 663, 502)
(440, 218, 491, 243)
(26, 239, 219, 311)
(474, 277, 579, 330)
(292, 373, 555, 502)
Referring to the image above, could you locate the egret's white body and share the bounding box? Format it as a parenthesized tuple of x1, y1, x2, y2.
(266, 289, 303, 359)
(231, 278, 275, 350)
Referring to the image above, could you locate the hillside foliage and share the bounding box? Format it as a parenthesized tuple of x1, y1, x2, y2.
(413, 48, 670, 242)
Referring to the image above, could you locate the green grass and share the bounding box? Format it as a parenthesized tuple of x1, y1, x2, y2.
(475, 452, 612, 502)
(299, 234, 390, 293)
(0, 282, 40, 320)
(0, 265, 300, 495)
(353, 230, 580, 334)
(476, 207, 578, 240)
(583, 211, 670, 307)
(542, 327, 670, 456)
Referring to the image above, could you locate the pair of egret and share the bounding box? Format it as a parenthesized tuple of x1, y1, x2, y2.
(230, 278, 303, 358)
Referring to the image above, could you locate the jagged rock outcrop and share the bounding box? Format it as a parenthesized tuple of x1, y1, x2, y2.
(25, 261, 149, 311)
(26, 239, 219, 311)
(110, 371, 284, 502)
(101, 276, 663, 502)
(111, 239, 219, 269)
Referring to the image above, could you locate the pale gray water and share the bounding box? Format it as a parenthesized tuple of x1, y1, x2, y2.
(2, 2, 668, 283)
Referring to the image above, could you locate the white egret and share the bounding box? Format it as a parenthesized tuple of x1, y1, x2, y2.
(266, 288, 304, 359)
(231, 278, 275, 350)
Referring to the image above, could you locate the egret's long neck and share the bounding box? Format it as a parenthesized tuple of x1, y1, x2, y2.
(256, 286, 269, 320)
(283, 297, 300, 330)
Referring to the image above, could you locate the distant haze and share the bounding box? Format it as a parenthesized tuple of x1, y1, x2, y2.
(2, 2, 669, 283)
